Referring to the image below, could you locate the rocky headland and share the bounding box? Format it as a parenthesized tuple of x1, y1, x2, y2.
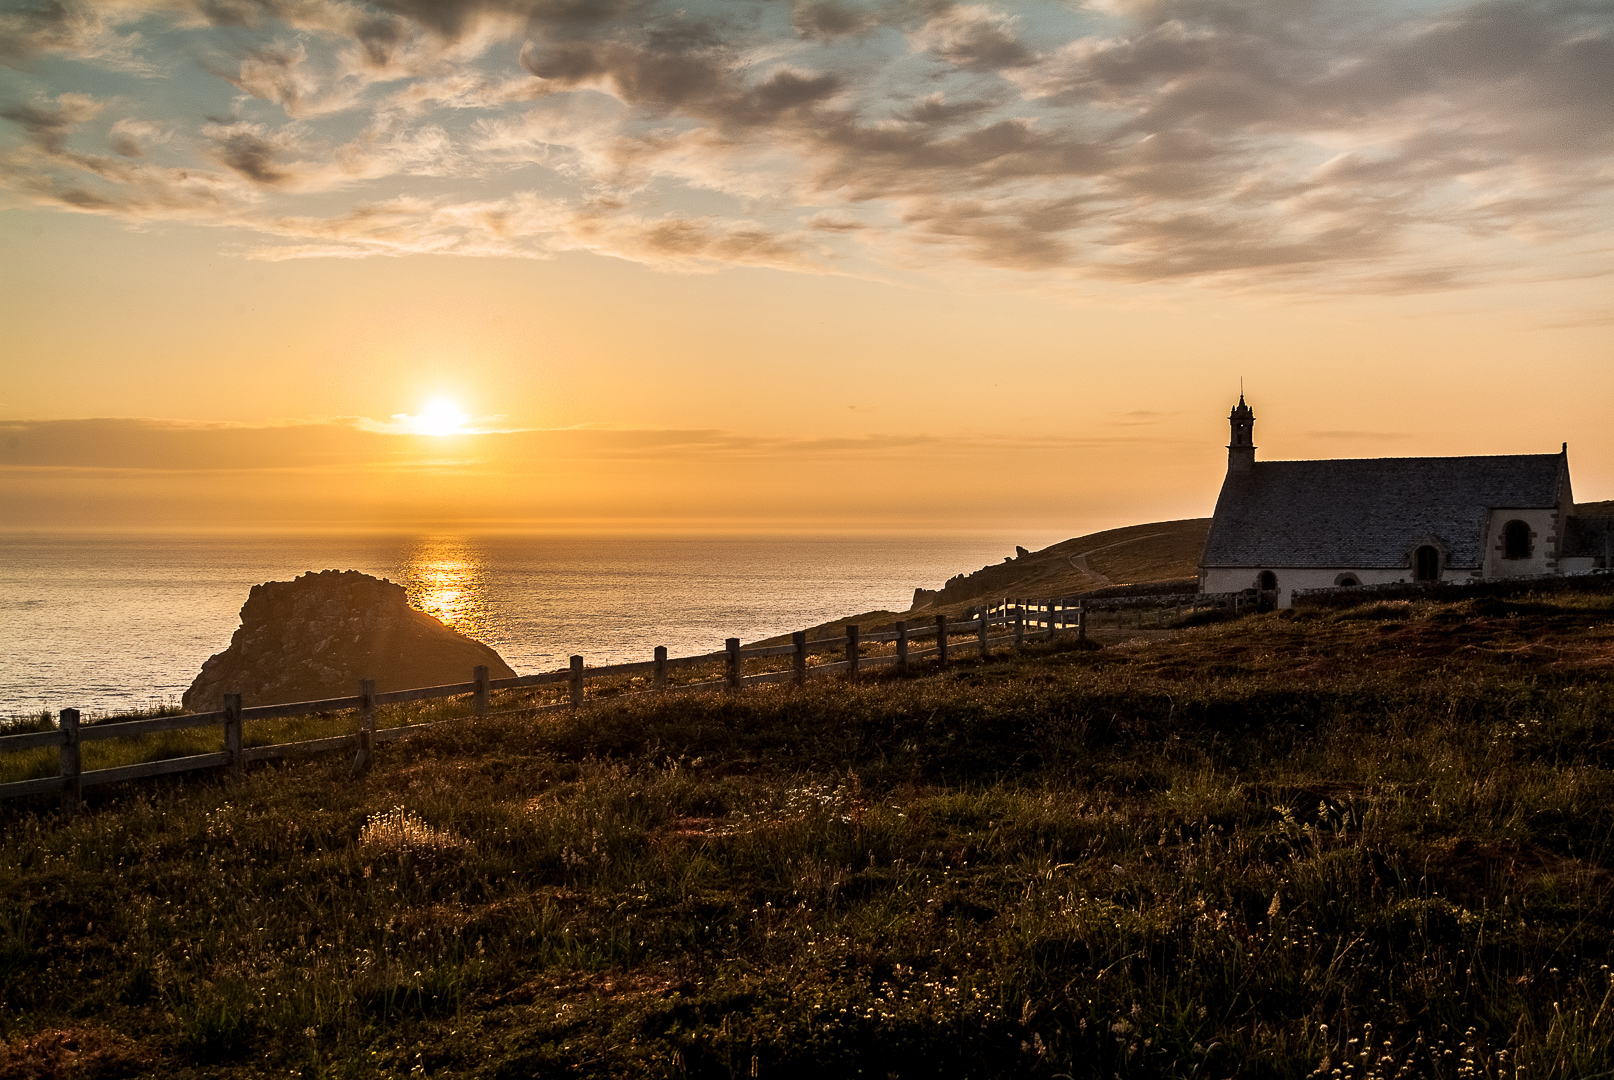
(182, 570, 516, 712)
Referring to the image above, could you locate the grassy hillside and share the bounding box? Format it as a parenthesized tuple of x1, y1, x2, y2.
(764, 517, 1210, 645)
(4, 584, 1614, 1078)
(917, 517, 1211, 607)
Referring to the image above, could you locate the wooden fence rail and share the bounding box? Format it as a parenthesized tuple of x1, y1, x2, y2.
(1, 599, 1126, 814)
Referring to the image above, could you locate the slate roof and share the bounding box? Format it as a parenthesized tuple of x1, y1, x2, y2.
(1562, 514, 1614, 560)
(1201, 454, 1565, 569)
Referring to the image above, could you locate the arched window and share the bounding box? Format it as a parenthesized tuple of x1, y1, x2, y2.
(1503, 520, 1533, 560)
(1336, 575, 1360, 587)
(1415, 545, 1440, 582)
(1257, 571, 1277, 591)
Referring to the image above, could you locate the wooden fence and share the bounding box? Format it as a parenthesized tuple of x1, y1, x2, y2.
(1, 602, 1108, 814)
(985, 593, 1240, 630)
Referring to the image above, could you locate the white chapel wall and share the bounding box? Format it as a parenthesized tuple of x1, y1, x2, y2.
(1200, 567, 1416, 608)
(1481, 507, 1561, 578)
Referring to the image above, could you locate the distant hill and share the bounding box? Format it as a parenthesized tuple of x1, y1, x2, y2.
(911, 517, 1211, 611)
(757, 517, 1210, 645)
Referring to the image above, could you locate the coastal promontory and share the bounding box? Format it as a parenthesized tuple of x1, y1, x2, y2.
(182, 570, 516, 711)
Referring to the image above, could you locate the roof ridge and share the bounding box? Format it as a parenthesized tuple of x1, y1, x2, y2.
(1254, 452, 1562, 466)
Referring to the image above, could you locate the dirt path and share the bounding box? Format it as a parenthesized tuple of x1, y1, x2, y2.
(1066, 532, 1170, 588)
(1066, 550, 1112, 587)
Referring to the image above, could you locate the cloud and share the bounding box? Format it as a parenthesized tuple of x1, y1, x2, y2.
(227, 40, 363, 118)
(0, 93, 251, 219)
(0, 415, 1180, 472)
(896, 91, 1003, 125)
(0, 415, 1201, 530)
(0, 0, 1609, 291)
(106, 118, 167, 157)
(241, 190, 824, 268)
(793, 1, 879, 41)
(0, 0, 155, 71)
(0, 93, 102, 152)
(910, 5, 1036, 72)
(206, 120, 294, 185)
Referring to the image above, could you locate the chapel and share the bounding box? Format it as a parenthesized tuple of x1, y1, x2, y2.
(1198, 396, 1612, 607)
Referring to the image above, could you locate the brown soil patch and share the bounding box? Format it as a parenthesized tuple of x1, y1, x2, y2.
(0, 1028, 155, 1080)
(1420, 836, 1613, 902)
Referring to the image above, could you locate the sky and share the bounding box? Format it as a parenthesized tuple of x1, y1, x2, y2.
(1, 0, 1610, 537)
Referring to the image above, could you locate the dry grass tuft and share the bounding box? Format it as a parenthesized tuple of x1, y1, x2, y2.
(356, 806, 466, 860)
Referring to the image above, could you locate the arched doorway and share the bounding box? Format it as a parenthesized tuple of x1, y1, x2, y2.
(1503, 520, 1532, 560)
(1414, 546, 1440, 582)
(1336, 574, 1360, 587)
(1257, 571, 1277, 591)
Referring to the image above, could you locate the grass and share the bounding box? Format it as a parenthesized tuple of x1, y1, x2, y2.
(0, 633, 1000, 788)
(2, 586, 1614, 1078)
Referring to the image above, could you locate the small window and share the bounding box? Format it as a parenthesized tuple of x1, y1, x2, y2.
(1415, 545, 1440, 582)
(1502, 519, 1532, 560)
(1336, 575, 1360, 587)
(1257, 571, 1277, 591)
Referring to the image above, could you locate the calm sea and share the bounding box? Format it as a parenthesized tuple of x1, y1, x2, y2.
(0, 532, 1020, 717)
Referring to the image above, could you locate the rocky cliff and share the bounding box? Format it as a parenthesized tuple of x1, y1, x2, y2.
(183, 570, 516, 712)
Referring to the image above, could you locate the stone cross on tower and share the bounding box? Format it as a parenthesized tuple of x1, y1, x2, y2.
(1227, 394, 1256, 473)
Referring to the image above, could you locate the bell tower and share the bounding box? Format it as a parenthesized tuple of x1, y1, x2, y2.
(1227, 394, 1256, 473)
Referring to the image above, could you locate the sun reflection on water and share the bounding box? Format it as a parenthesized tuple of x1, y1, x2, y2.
(400, 537, 490, 641)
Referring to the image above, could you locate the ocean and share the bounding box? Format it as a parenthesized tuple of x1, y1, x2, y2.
(0, 532, 1021, 718)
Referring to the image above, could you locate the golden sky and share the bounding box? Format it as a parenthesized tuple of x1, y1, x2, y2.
(2, 0, 1610, 535)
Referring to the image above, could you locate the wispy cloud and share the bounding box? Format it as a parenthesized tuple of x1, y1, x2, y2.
(1, 0, 1609, 291)
(0, 416, 1194, 471)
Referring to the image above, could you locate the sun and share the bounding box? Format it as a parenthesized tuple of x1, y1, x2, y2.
(412, 398, 469, 437)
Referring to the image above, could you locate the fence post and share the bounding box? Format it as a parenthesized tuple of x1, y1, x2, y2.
(792, 632, 807, 686)
(977, 608, 989, 658)
(896, 621, 908, 674)
(58, 708, 80, 819)
(223, 693, 243, 782)
(474, 665, 490, 717)
(654, 646, 668, 692)
(1014, 603, 1025, 647)
(1049, 601, 1060, 642)
(845, 625, 859, 678)
(1078, 601, 1087, 643)
(569, 656, 584, 708)
(352, 680, 375, 777)
(936, 614, 948, 669)
(726, 638, 742, 692)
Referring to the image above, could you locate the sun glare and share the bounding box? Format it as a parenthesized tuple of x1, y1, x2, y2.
(413, 398, 469, 437)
